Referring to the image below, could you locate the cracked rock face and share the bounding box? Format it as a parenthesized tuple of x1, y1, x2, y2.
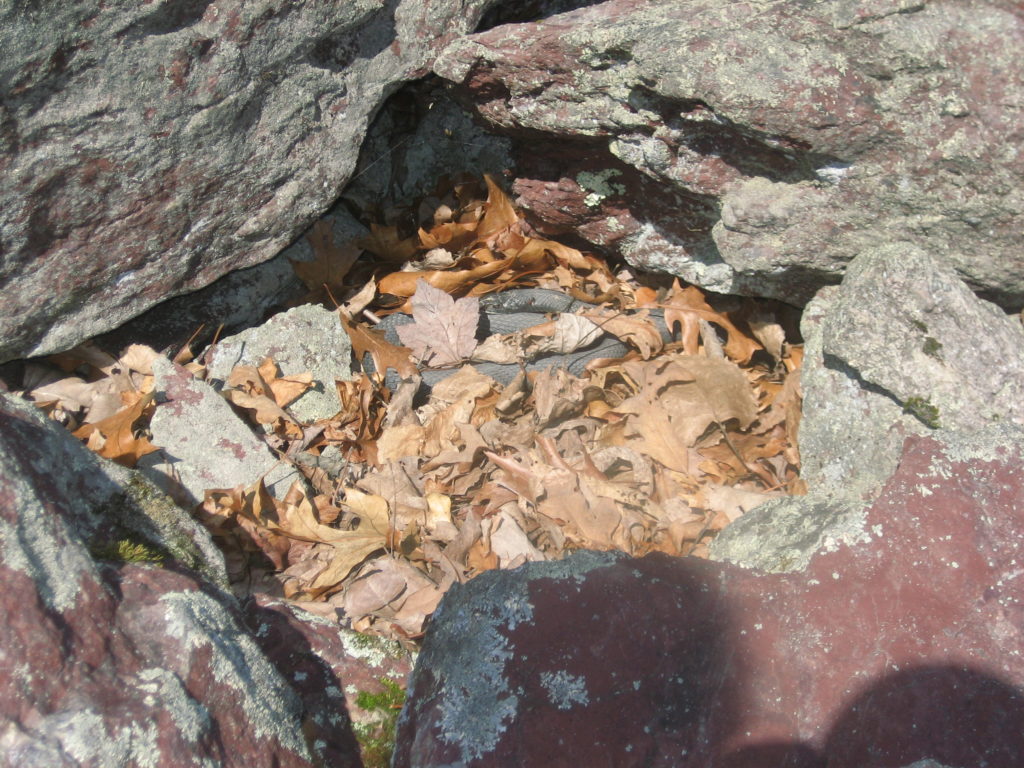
(433, 0, 1024, 307)
(0, 0, 495, 363)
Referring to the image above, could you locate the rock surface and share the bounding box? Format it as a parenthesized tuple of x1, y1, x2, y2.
(206, 302, 354, 423)
(394, 429, 1024, 767)
(433, 0, 1024, 307)
(0, 391, 367, 766)
(0, 0, 496, 363)
(138, 357, 303, 506)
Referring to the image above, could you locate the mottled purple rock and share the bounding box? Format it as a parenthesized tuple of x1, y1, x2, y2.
(0, 0, 495, 363)
(434, 0, 1024, 308)
(394, 429, 1024, 767)
(246, 595, 414, 737)
(0, 391, 416, 767)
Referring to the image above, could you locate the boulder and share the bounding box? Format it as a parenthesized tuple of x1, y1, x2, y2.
(394, 428, 1024, 767)
(0, 391, 365, 765)
(205, 302, 354, 424)
(433, 0, 1024, 307)
(138, 357, 304, 506)
(0, 0, 497, 363)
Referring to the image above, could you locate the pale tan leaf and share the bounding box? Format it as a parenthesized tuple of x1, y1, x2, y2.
(613, 354, 757, 472)
(702, 484, 780, 523)
(396, 279, 480, 367)
(581, 309, 664, 359)
(269, 485, 390, 594)
(377, 423, 426, 462)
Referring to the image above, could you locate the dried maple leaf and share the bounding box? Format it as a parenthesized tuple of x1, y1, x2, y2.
(396, 279, 480, 367)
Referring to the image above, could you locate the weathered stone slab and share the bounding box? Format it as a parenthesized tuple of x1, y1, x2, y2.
(139, 357, 302, 505)
(205, 303, 353, 424)
(0, 391, 363, 766)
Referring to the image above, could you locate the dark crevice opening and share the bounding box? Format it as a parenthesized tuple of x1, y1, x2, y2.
(476, 0, 607, 32)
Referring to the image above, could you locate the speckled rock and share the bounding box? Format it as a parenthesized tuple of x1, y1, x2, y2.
(395, 429, 1024, 767)
(205, 303, 353, 424)
(246, 595, 414, 741)
(138, 357, 304, 506)
(434, 0, 1024, 307)
(0, 0, 498, 363)
(0, 391, 363, 767)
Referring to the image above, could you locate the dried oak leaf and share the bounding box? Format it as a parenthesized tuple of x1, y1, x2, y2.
(73, 390, 159, 467)
(269, 484, 391, 596)
(337, 309, 418, 380)
(396, 279, 480, 367)
(663, 282, 761, 364)
(612, 354, 758, 473)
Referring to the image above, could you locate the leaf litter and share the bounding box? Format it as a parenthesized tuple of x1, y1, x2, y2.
(14, 174, 804, 645)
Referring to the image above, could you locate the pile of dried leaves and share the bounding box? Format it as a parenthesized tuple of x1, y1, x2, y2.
(15, 175, 803, 643)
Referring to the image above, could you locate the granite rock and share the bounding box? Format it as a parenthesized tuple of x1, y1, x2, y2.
(138, 356, 303, 506)
(205, 302, 354, 424)
(0, 0, 497, 362)
(434, 0, 1024, 307)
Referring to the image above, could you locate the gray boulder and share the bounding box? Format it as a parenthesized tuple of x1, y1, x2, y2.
(712, 243, 1024, 573)
(434, 0, 1024, 307)
(0, 0, 496, 363)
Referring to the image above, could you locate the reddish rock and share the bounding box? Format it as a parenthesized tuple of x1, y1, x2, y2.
(434, 0, 1024, 308)
(0, 392, 386, 766)
(394, 431, 1024, 767)
(246, 595, 414, 738)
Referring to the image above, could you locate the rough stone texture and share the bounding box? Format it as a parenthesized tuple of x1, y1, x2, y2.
(246, 595, 415, 736)
(820, 243, 1024, 431)
(433, 0, 1024, 308)
(0, 391, 364, 767)
(95, 206, 371, 359)
(795, 285, 926, 506)
(0, 391, 227, 587)
(0, 0, 497, 363)
(711, 243, 1024, 574)
(341, 77, 515, 213)
(395, 428, 1024, 767)
(139, 356, 303, 506)
(206, 302, 354, 423)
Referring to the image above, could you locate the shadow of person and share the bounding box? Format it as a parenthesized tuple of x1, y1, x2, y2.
(721, 664, 1024, 768)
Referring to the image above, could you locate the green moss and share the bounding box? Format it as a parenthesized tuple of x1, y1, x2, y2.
(903, 396, 941, 429)
(92, 537, 168, 565)
(921, 336, 943, 360)
(910, 319, 928, 333)
(353, 677, 406, 768)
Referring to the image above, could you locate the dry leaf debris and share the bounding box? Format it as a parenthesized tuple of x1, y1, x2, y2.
(16, 174, 804, 643)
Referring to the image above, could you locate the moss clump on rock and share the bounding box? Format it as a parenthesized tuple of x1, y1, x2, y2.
(353, 677, 406, 768)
